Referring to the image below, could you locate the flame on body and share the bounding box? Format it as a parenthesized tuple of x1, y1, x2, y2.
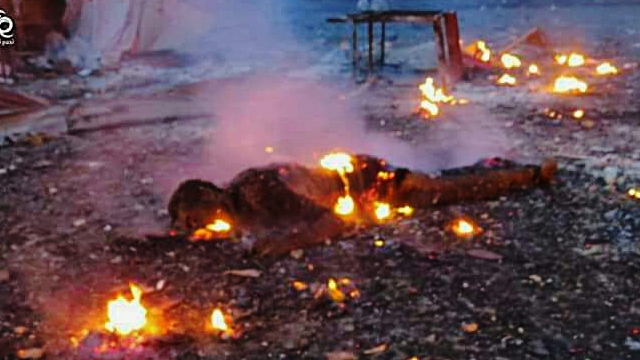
(596, 62, 618, 75)
(334, 195, 355, 216)
(374, 202, 391, 221)
(497, 74, 517, 86)
(320, 152, 354, 174)
(105, 284, 147, 336)
(500, 53, 522, 69)
(206, 219, 232, 233)
(553, 76, 588, 93)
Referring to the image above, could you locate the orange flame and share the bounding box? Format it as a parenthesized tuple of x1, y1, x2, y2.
(596, 62, 618, 75)
(320, 152, 354, 174)
(552, 76, 588, 93)
(572, 109, 585, 119)
(396, 205, 414, 216)
(105, 284, 147, 336)
(419, 77, 454, 117)
(334, 195, 355, 216)
(556, 52, 586, 67)
(497, 74, 517, 86)
(210, 309, 229, 332)
(374, 202, 391, 221)
(475, 40, 491, 62)
(527, 63, 540, 75)
(206, 219, 232, 233)
(628, 188, 640, 199)
(451, 218, 481, 237)
(500, 53, 522, 69)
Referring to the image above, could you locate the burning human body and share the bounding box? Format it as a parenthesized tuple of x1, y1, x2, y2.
(168, 153, 557, 256)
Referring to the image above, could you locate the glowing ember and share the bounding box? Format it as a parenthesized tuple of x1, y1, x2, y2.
(475, 40, 491, 62)
(497, 74, 516, 86)
(320, 152, 354, 174)
(374, 239, 385, 247)
(396, 205, 414, 216)
(292, 281, 309, 291)
(265, 146, 274, 153)
(206, 219, 232, 233)
(596, 62, 618, 75)
(327, 278, 346, 302)
(500, 53, 522, 69)
(527, 63, 540, 75)
(377, 171, 394, 180)
(572, 109, 585, 119)
(374, 202, 391, 221)
(334, 195, 355, 216)
(105, 284, 147, 336)
(210, 309, 229, 332)
(552, 76, 588, 93)
(451, 218, 480, 237)
(628, 188, 640, 199)
(556, 53, 585, 67)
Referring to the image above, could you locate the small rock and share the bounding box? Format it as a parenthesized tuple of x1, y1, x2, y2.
(290, 249, 304, 260)
(103, 225, 112, 232)
(326, 351, 358, 360)
(73, 219, 86, 227)
(603, 166, 619, 185)
(425, 334, 437, 344)
(16, 348, 44, 359)
(467, 249, 503, 260)
(140, 177, 154, 185)
(625, 337, 640, 351)
(32, 160, 52, 168)
(0, 168, 6, 175)
(528, 339, 549, 356)
(529, 274, 543, 283)
(48, 187, 57, 195)
(581, 119, 595, 129)
(110, 256, 122, 264)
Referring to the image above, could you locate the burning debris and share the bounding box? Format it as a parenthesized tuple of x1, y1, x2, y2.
(167, 152, 557, 256)
(105, 284, 147, 336)
(417, 77, 466, 118)
(552, 76, 588, 94)
(449, 218, 483, 238)
(497, 74, 517, 86)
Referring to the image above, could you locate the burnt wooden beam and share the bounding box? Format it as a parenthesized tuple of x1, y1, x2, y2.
(443, 12, 464, 83)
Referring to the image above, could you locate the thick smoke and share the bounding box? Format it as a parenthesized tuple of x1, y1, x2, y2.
(171, 0, 510, 184)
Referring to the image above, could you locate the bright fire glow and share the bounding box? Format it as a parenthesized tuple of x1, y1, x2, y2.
(628, 188, 640, 199)
(210, 309, 229, 332)
(596, 62, 618, 75)
(396, 205, 414, 216)
(572, 109, 585, 119)
(327, 278, 345, 302)
(206, 219, 232, 233)
(334, 195, 355, 216)
(555, 53, 585, 67)
(320, 153, 354, 174)
(374, 202, 391, 220)
(552, 76, 588, 93)
(475, 41, 491, 62)
(497, 74, 516, 86)
(500, 53, 522, 69)
(451, 218, 479, 237)
(527, 63, 540, 75)
(419, 77, 454, 117)
(105, 284, 147, 336)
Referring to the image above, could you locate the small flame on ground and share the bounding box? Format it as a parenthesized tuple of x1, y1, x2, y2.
(556, 53, 585, 67)
(552, 76, 588, 93)
(210, 308, 230, 332)
(500, 53, 522, 69)
(334, 195, 355, 216)
(596, 62, 618, 75)
(374, 239, 385, 247)
(327, 278, 346, 302)
(320, 152, 354, 174)
(374, 202, 391, 221)
(451, 218, 480, 237)
(418, 77, 454, 118)
(628, 188, 640, 199)
(292, 281, 309, 291)
(377, 171, 395, 180)
(527, 63, 540, 76)
(206, 219, 232, 233)
(475, 40, 491, 62)
(396, 205, 414, 216)
(105, 284, 147, 336)
(264, 146, 274, 153)
(497, 74, 517, 86)
(572, 109, 585, 119)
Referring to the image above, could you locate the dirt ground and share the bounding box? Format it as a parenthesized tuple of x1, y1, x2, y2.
(2, 1, 640, 359)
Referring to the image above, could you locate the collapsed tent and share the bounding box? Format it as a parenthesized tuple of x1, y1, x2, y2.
(47, 0, 214, 70)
